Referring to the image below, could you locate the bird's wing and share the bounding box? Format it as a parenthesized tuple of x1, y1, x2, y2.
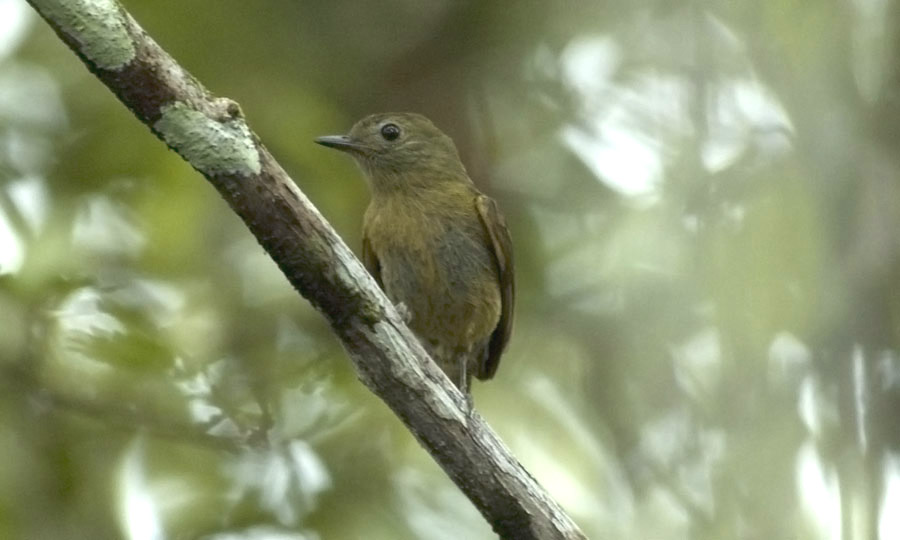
(362, 233, 383, 289)
(474, 193, 515, 380)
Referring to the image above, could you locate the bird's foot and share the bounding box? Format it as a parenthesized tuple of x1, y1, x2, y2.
(457, 361, 475, 418)
(394, 302, 412, 324)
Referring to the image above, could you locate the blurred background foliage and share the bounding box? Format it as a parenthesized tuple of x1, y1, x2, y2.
(1, 0, 900, 538)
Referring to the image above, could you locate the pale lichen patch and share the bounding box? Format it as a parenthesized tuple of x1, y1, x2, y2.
(155, 102, 261, 177)
(32, 0, 135, 70)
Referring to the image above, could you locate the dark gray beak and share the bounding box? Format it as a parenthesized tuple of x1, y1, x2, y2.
(314, 135, 368, 154)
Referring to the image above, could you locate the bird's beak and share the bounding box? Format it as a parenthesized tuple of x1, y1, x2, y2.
(314, 134, 369, 155)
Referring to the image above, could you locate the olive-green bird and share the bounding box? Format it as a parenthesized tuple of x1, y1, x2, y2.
(315, 113, 514, 396)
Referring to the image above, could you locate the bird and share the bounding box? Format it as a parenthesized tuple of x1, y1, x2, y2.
(315, 113, 514, 399)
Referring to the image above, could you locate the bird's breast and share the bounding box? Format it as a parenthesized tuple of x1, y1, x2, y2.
(365, 199, 501, 349)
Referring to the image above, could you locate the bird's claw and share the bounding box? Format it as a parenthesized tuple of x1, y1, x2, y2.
(394, 301, 412, 324)
(464, 392, 475, 418)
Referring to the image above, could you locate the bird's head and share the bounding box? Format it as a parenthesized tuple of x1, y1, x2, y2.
(315, 112, 469, 193)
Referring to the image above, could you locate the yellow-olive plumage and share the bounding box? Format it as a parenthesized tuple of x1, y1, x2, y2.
(315, 113, 514, 394)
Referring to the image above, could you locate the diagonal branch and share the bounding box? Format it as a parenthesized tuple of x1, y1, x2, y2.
(26, 1, 587, 538)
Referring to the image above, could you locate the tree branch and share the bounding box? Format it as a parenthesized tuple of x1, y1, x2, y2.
(26, 1, 587, 538)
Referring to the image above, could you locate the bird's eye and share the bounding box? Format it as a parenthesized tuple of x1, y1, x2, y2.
(380, 123, 401, 141)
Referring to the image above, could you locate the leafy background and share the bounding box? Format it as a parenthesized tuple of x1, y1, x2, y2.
(2, 1, 900, 539)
